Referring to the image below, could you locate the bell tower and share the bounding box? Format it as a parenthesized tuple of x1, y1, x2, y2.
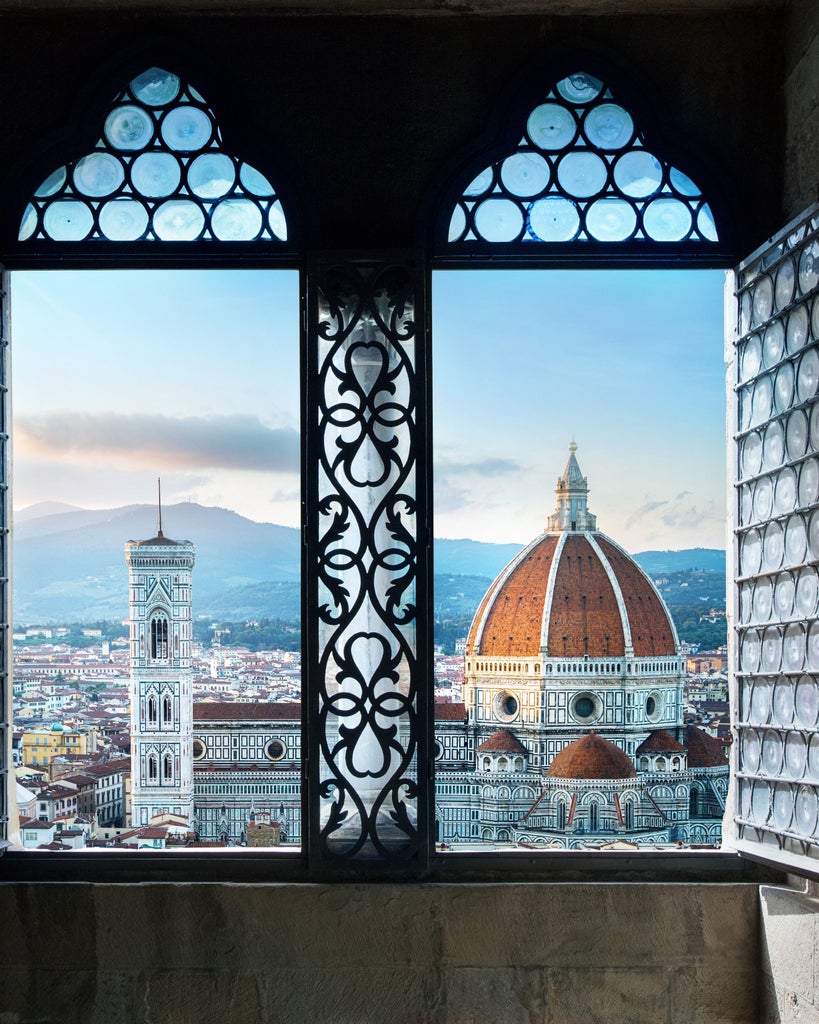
(126, 488, 195, 828)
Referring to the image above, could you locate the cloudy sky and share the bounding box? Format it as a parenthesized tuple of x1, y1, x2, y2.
(11, 266, 726, 552)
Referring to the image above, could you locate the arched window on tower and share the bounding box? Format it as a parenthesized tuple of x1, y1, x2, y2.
(151, 615, 169, 661)
(162, 695, 172, 726)
(147, 696, 157, 726)
(147, 754, 158, 784)
(163, 753, 173, 783)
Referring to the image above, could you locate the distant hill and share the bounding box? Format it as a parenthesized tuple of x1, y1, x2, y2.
(10, 501, 726, 626)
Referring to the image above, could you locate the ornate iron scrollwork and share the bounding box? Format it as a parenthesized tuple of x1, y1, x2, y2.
(307, 256, 429, 865)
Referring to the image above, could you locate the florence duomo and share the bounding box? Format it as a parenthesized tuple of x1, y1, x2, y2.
(126, 445, 727, 848)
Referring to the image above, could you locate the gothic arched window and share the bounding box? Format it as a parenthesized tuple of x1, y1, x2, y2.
(19, 67, 288, 246)
(438, 68, 723, 258)
(147, 754, 158, 783)
(163, 753, 173, 782)
(147, 696, 157, 726)
(151, 615, 169, 661)
(162, 695, 172, 725)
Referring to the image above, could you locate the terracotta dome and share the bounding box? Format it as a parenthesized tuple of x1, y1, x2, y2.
(685, 725, 729, 767)
(477, 728, 528, 754)
(467, 446, 677, 660)
(636, 730, 686, 755)
(547, 732, 637, 780)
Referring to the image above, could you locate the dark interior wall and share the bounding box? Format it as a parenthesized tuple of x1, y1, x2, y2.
(0, 9, 786, 258)
(784, 0, 819, 224)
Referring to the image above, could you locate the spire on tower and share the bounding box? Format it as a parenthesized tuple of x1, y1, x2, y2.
(157, 477, 163, 538)
(546, 442, 598, 533)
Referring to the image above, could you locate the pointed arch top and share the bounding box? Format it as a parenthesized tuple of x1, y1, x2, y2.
(434, 67, 729, 264)
(18, 67, 289, 247)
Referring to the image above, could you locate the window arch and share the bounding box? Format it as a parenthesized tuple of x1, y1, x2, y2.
(150, 615, 169, 661)
(435, 65, 726, 262)
(20, 67, 288, 246)
(163, 752, 173, 782)
(147, 754, 158, 783)
(162, 695, 172, 726)
(147, 695, 158, 726)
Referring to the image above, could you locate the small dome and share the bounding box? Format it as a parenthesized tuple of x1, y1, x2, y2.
(51, 722, 64, 732)
(685, 725, 728, 768)
(636, 730, 686, 755)
(547, 732, 636, 780)
(477, 729, 528, 755)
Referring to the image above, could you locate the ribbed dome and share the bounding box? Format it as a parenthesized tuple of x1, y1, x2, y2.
(685, 725, 728, 767)
(467, 530, 677, 659)
(547, 733, 637, 780)
(477, 728, 528, 754)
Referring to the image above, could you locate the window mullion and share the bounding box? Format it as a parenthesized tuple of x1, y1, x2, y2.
(304, 252, 432, 873)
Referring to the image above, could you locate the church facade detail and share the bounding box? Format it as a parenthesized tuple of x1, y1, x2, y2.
(128, 447, 728, 847)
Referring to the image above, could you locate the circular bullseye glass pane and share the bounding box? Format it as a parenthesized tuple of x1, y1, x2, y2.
(448, 207, 465, 241)
(18, 204, 36, 241)
(153, 199, 205, 240)
(583, 103, 634, 149)
(643, 198, 692, 241)
(799, 240, 819, 293)
(585, 199, 637, 241)
(750, 677, 771, 723)
(740, 334, 762, 382)
(764, 523, 785, 571)
(775, 467, 798, 515)
(762, 421, 784, 470)
(741, 529, 762, 576)
(474, 198, 524, 242)
(188, 153, 235, 199)
(774, 363, 794, 413)
(773, 784, 794, 830)
(669, 167, 699, 196)
(774, 679, 795, 725)
(788, 305, 809, 353)
(785, 514, 808, 566)
(556, 151, 607, 198)
(752, 375, 773, 426)
(808, 620, 819, 672)
(74, 153, 123, 198)
(751, 780, 770, 823)
(787, 408, 809, 460)
(786, 733, 808, 780)
(743, 729, 761, 772)
(762, 626, 782, 671)
(98, 199, 149, 241)
(776, 257, 796, 310)
(160, 106, 213, 151)
(34, 167, 67, 198)
(527, 103, 577, 150)
(267, 200, 287, 241)
(131, 152, 181, 198)
(740, 291, 752, 335)
(613, 151, 662, 198)
(104, 104, 153, 151)
(740, 483, 753, 525)
(740, 628, 761, 673)
(556, 73, 603, 104)
(130, 68, 181, 106)
(764, 321, 786, 367)
(774, 573, 795, 618)
(697, 205, 718, 241)
(753, 276, 774, 325)
(753, 476, 774, 521)
(239, 163, 275, 197)
(795, 785, 818, 835)
(796, 676, 819, 729)
(800, 458, 819, 507)
(500, 153, 550, 197)
(762, 729, 784, 775)
(463, 167, 493, 196)
(43, 200, 94, 240)
(783, 623, 806, 673)
(528, 197, 580, 241)
(797, 348, 819, 403)
(211, 199, 263, 240)
(752, 577, 773, 621)
(742, 431, 763, 477)
(797, 569, 819, 620)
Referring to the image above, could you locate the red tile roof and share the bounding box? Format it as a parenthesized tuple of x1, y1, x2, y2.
(685, 725, 729, 767)
(477, 728, 528, 754)
(434, 702, 466, 721)
(547, 733, 636, 780)
(193, 702, 299, 721)
(636, 730, 686, 754)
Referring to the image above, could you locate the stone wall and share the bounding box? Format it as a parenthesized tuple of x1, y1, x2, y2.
(759, 881, 819, 1024)
(0, 881, 758, 1024)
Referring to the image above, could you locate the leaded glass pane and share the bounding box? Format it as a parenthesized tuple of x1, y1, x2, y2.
(306, 257, 429, 866)
(19, 67, 287, 244)
(445, 70, 717, 248)
(732, 204, 819, 872)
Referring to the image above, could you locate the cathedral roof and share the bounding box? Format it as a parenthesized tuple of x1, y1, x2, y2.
(435, 702, 467, 720)
(684, 725, 729, 767)
(466, 445, 677, 660)
(194, 702, 299, 721)
(477, 728, 528, 754)
(547, 732, 637, 780)
(636, 730, 686, 754)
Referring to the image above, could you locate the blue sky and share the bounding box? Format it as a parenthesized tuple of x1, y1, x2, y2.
(11, 267, 726, 552)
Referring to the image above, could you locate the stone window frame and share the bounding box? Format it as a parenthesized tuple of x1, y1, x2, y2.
(0, 50, 789, 886)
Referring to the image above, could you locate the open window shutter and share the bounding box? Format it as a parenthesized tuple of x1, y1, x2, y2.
(0, 267, 8, 852)
(730, 205, 819, 874)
